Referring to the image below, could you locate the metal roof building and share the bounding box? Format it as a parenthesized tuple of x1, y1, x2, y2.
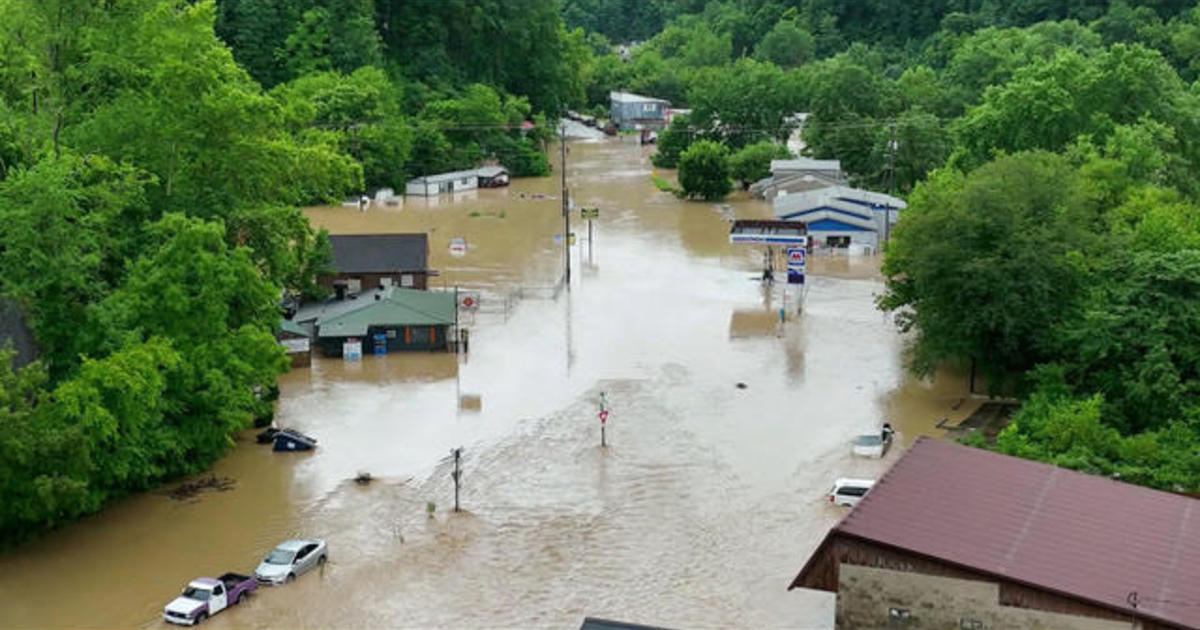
(772, 186, 906, 253)
(790, 438, 1200, 630)
(329, 234, 428, 275)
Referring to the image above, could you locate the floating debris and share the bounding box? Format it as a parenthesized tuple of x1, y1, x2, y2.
(736, 382, 748, 389)
(167, 475, 236, 501)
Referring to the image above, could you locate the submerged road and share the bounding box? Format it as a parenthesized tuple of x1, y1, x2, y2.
(0, 137, 977, 630)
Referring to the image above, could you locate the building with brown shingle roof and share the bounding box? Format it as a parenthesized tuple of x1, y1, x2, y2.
(790, 438, 1200, 630)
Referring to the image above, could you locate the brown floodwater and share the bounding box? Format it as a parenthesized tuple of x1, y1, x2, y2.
(0, 136, 977, 630)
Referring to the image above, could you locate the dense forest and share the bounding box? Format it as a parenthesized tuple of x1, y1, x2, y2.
(3, 0, 1200, 544)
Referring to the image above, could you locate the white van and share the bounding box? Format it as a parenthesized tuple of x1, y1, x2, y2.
(829, 478, 875, 506)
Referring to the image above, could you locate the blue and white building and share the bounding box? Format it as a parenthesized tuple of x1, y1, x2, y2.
(772, 185, 906, 253)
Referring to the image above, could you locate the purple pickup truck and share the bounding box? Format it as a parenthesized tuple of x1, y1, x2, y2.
(162, 573, 255, 625)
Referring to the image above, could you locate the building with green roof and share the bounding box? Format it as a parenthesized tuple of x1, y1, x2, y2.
(312, 287, 456, 357)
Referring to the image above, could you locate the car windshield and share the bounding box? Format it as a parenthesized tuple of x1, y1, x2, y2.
(855, 435, 883, 446)
(265, 549, 295, 564)
(181, 587, 210, 600)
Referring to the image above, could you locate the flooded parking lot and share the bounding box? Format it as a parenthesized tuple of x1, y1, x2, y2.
(0, 137, 978, 629)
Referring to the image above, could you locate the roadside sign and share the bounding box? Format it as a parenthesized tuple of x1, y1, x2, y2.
(458, 291, 480, 310)
(786, 247, 806, 269)
(598, 409, 609, 424)
(449, 237, 467, 257)
(581, 208, 599, 219)
(788, 269, 805, 285)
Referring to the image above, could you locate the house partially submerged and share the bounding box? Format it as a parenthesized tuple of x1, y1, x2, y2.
(276, 318, 311, 368)
(321, 233, 431, 294)
(0, 297, 37, 369)
(790, 438, 1200, 630)
(609, 91, 669, 131)
(749, 157, 847, 201)
(405, 165, 511, 196)
(405, 169, 480, 196)
(293, 287, 456, 358)
(476, 165, 509, 188)
(773, 185, 905, 253)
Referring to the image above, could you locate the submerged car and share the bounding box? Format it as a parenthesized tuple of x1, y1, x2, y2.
(852, 423, 895, 458)
(828, 478, 875, 507)
(254, 539, 327, 584)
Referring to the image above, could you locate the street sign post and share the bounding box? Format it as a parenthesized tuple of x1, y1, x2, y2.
(598, 392, 609, 447)
(786, 247, 806, 285)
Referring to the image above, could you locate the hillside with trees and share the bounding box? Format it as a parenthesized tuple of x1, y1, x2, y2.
(0, 0, 576, 545)
(557, 0, 1200, 490)
(3, 0, 1200, 545)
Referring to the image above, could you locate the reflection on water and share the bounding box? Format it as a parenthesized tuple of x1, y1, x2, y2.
(0, 136, 972, 630)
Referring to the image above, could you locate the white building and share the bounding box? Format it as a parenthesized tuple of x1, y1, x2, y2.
(749, 157, 847, 201)
(405, 170, 481, 196)
(773, 185, 906, 253)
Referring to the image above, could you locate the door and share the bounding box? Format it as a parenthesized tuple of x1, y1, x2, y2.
(295, 544, 317, 574)
(208, 584, 228, 614)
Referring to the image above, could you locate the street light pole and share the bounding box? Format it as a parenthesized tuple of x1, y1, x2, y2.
(450, 447, 462, 512)
(884, 121, 897, 249)
(561, 123, 571, 287)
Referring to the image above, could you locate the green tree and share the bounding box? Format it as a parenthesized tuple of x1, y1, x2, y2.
(879, 152, 1092, 385)
(677, 139, 732, 200)
(688, 59, 804, 148)
(96, 214, 288, 463)
(651, 114, 697, 169)
(728, 141, 792, 188)
(0, 154, 152, 376)
(754, 20, 815, 68)
(65, 1, 361, 216)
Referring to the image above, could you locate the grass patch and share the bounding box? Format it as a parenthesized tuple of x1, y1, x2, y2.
(651, 174, 676, 193)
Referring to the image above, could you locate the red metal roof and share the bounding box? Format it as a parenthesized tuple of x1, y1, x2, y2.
(794, 438, 1200, 629)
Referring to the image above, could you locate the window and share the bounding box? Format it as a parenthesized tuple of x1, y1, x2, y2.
(213, 585, 223, 596)
(401, 274, 414, 287)
(838, 485, 869, 497)
(827, 236, 851, 248)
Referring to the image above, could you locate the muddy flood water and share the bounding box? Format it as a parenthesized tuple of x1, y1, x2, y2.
(0, 137, 980, 630)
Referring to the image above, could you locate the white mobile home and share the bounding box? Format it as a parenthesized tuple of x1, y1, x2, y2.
(405, 170, 480, 196)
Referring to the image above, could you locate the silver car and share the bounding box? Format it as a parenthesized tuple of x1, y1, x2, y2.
(254, 539, 327, 584)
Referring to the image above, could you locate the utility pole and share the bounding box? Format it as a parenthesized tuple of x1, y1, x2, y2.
(598, 392, 609, 447)
(560, 123, 571, 287)
(884, 121, 897, 248)
(352, 124, 367, 212)
(450, 447, 462, 512)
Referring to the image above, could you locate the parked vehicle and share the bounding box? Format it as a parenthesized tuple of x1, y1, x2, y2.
(162, 573, 255, 625)
(828, 478, 875, 507)
(852, 423, 894, 458)
(254, 539, 327, 584)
